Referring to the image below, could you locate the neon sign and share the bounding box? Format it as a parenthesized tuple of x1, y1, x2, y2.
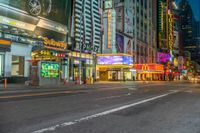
(168, 12, 173, 50)
(157, 52, 171, 63)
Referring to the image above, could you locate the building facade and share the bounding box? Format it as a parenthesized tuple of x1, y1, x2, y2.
(0, 0, 72, 84)
(179, 0, 197, 62)
(71, 0, 102, 83)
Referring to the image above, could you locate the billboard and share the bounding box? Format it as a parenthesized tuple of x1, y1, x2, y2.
(124, 36, 132, 55)
(115, 6, 123, 32)
(124, 0, 133, 36)
(116, 33, 124, 53)
(97, 56, 133, 65)
(0, 0, 71, 41)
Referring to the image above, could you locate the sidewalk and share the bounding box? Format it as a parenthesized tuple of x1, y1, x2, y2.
(0, 80, 193, 94)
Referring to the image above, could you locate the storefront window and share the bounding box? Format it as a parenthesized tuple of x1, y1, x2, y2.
(0, 54, 4, 76)
(11, 56, 24, 76)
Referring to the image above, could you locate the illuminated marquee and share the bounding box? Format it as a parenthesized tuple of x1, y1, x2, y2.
(97, 55, 133, 65)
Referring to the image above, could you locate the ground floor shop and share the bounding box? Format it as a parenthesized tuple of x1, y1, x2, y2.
(68, 51, 94, 84)
(30, 38, 68, 86)
(0, 39, 12, 77)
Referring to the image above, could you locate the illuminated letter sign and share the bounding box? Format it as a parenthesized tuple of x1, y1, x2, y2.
(43, 37, 67, 51)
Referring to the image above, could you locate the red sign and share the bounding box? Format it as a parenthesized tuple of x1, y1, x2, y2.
(133, 64, 164, 71)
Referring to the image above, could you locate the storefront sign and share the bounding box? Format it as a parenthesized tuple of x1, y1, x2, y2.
(4, 33, 43, 45)
(157, 52, 171, 63)
(97, 55, 133, 65)
(133, 64, 164, 71)
(43, 37, 67, 51)
(0, 15, 36, 31)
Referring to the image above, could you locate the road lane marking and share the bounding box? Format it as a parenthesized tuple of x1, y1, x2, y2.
(95, 94, 130, 101)
(0, 91, 83, 99)
(32, 90, 179, 133)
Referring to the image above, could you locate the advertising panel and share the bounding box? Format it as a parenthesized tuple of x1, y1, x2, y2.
(41, 62, 60, 78)
(124, 36, 132, 55)
(124, 0, 133, 37)
(0, 0, 71, 25)
(116, 33, 124, 53)
(115, 6, 123, 32)
(97, 56, 133, 65)
(157, 52, 171, 63)
(0, 0, 71, 41)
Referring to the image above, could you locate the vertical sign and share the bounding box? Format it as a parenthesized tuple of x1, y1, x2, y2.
(178, 56, 184, 70)
(107, 10, 111, 48)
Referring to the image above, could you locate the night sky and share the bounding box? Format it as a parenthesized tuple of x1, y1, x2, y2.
(176, 0, 200, 21)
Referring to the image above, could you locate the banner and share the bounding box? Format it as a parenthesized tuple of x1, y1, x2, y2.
(116, 33, 124, 53)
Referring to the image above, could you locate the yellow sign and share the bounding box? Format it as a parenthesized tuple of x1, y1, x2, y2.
(107, 10, 111, 48)
(168, 13, 174, 50)
(43, 37, 67, 50)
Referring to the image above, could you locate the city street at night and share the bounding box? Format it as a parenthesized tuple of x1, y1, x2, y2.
(0, 82, 200, 133)
(0, 0, 200, 133)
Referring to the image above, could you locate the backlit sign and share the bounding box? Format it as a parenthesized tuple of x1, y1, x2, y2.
(0, 15, 36, 31)
(41, 62, 60, 78)
(97, 56, 133, 65)
(43, 37, 67, 51)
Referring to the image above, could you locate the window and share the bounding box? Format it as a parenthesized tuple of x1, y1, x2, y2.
(11, 56, 24, 76)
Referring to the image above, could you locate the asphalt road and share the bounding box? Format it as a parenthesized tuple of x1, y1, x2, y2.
(0, 82, 199, 133)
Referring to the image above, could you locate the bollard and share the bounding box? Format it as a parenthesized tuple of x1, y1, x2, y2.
(4, 78, 7, 89)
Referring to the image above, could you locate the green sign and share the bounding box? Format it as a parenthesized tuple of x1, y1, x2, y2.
(41, 62, 60, 78)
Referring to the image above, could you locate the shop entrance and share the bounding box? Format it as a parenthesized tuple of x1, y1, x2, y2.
(73, 66, 86, 83)
(108, 70, 121, 81)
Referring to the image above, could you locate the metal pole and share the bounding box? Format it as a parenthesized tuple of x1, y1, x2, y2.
(79, 13, 83, 85)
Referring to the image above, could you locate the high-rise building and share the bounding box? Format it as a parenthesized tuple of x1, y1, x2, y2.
(70, 0, 102, 82)
(179, 0, 197, 62)
(73, 0, 101, 52)
(194, 21, 200, 64)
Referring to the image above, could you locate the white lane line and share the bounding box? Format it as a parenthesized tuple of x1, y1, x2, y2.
(95, 94, 129, 101)
(32, 91, 179, 133)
